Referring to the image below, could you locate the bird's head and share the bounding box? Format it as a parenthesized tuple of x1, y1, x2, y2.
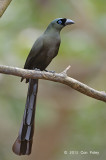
(45, 18, 75, 33)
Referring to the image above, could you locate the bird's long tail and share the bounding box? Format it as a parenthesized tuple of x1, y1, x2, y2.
(12, 79, 38, 155)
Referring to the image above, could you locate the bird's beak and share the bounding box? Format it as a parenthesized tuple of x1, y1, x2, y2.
(65, 19, 75, 25)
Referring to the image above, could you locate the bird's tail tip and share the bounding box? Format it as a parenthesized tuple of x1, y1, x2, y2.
(12, 138, 32, 155)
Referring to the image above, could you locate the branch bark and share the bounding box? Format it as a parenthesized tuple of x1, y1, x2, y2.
(0, 65, 106, 102)
(0, 0, 12, 17)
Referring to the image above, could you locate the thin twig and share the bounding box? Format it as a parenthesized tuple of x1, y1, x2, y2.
(61, 65, 71, 75)
(0, 0, 12, 17)
(0, 65, 106, 102)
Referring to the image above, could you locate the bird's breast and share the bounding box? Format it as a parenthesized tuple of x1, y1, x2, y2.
(43, 36, 60, 57)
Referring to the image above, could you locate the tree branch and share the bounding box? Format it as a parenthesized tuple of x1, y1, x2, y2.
(0, 0, 12, 17)
(0, 65, 106, 102)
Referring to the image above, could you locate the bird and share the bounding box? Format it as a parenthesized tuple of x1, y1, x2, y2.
(12, 18, 74, 155)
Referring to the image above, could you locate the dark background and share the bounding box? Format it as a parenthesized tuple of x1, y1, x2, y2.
(0, 0, 106, 159)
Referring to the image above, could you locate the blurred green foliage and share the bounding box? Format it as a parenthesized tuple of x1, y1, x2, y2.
(0, 0, 106, 160)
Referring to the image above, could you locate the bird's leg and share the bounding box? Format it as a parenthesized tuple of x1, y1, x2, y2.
(44, 69, 55, 73)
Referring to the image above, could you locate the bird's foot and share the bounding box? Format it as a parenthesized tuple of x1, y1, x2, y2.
(44, 69, 55, 73)
(34, 68, 41, 71)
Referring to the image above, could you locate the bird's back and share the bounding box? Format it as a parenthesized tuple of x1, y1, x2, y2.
(24, 33, 60, 71)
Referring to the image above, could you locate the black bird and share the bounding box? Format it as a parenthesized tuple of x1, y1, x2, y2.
(12, 18, 74, 155)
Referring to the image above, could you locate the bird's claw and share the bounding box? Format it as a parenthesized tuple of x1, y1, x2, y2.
(34, 68, 41, 71)
(44, 69, 55, 73)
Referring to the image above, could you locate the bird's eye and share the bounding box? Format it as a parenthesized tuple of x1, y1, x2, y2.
(57, 20, 62, 25)
(57, 18, 67, 25)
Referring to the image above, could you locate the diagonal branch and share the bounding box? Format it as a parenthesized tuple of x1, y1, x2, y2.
(0, 65, 106, 102)
(0, 0, 12, 17)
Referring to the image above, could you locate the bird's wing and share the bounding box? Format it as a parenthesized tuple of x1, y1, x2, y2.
(24, 36, 44, 69)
